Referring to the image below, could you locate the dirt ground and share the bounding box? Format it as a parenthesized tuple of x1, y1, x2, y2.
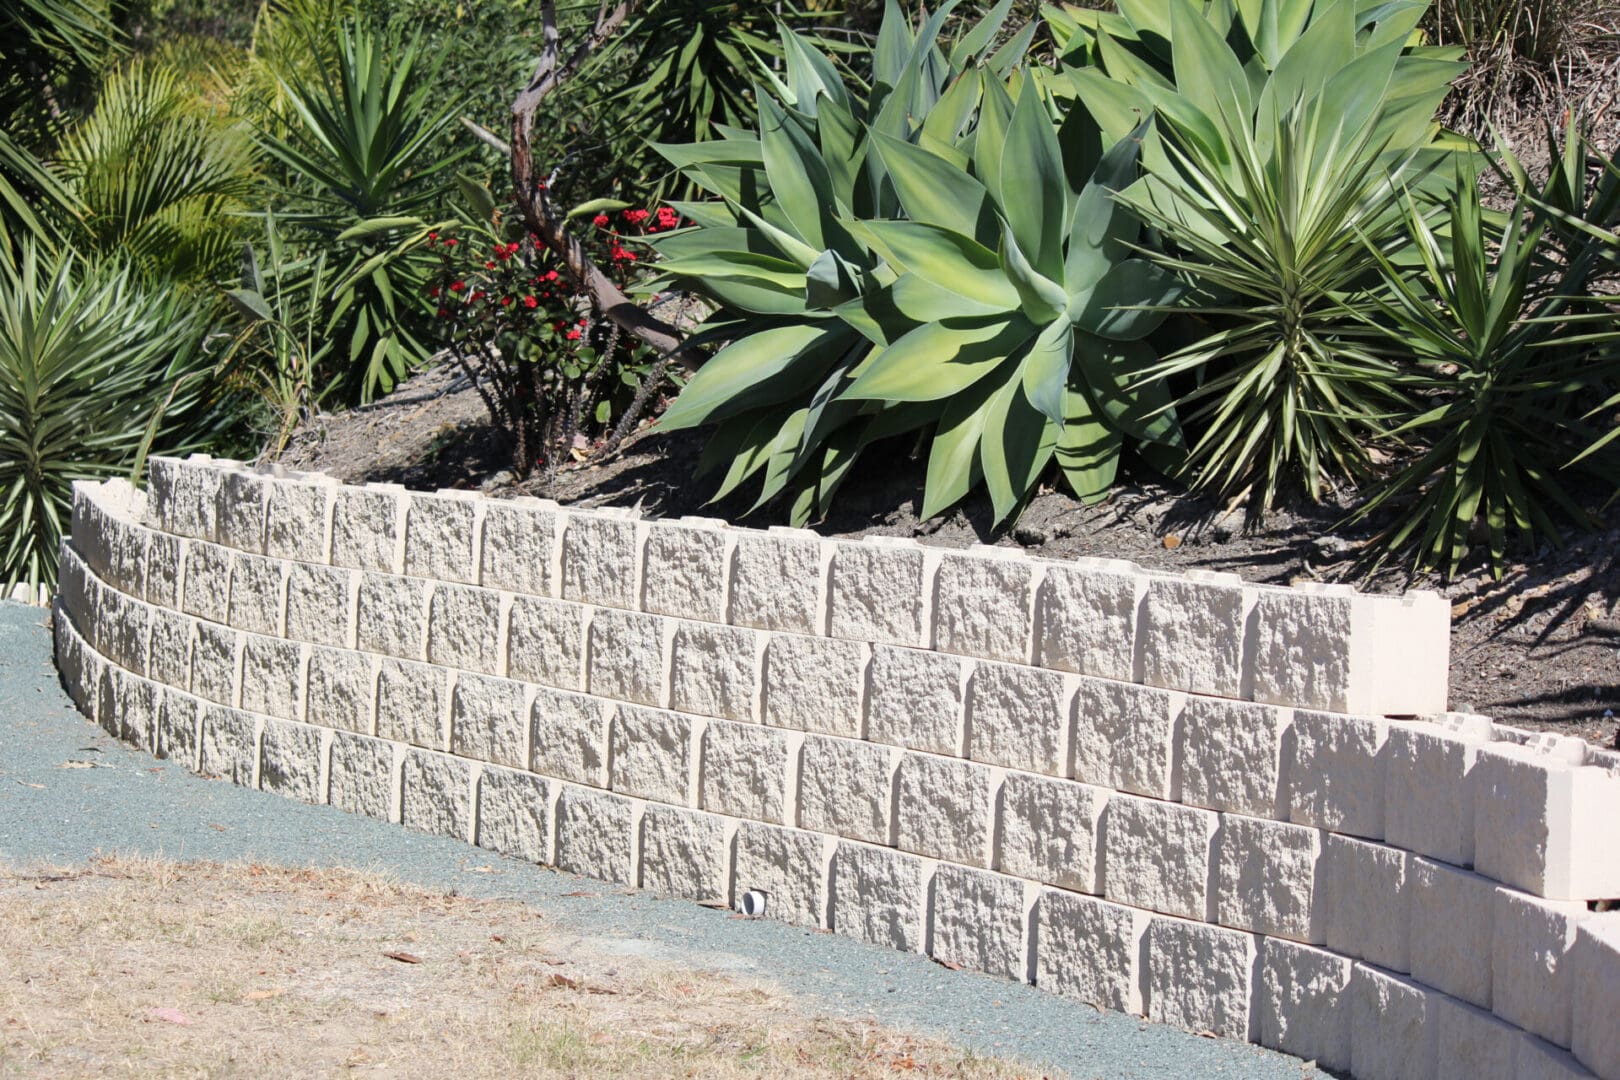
(0, 857, 1037, 1079)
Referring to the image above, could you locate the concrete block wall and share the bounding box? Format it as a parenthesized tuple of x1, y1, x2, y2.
(54, 456, 1620, 1080)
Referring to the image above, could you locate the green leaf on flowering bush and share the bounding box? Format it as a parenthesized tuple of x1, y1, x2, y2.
(1020, 319, 1075, 426)
(336, 216, 424, 241)
(870, 132, 996, 246)
(843, 317, 1032, 402)
(661, 322, 830, 429)
(854, 221, 1017, 311)
(565, 197, 632, 221)
(1000, 70, 1068, 280)
(456, 175, 499, 224)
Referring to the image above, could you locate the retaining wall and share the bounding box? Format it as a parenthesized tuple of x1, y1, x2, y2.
(52, 454, 1620, 1080)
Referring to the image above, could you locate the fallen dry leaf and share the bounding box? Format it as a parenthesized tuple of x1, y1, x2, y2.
(148, 1008, 192, 1026)
(382, 951, 422, 965)
(58, 761, 108, 770)
(1162, 534, 1182, 550)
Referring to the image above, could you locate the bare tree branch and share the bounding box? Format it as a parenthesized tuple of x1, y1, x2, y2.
(460, 116, 509, 155)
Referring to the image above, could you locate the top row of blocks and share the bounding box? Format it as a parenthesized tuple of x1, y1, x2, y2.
(143, 456, 1451, 718)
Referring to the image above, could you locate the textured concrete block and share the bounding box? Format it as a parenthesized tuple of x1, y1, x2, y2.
(1493, 889, 1589, 1048)
(1473, 743, 1620, 900)
(964, 661, 1071, 775)
(375, 658, 446, 748)
(427, 583, 502, 674)
(554, 785, 634, 884)
(506, 596, 586, 690)
(475, 765, 551, 864)
(1434, 996, 1522, 1080)
(585, 608, 665, 707)
(1137, 572, 1251, 698)
(561, 511, 640, 610)
(149, 456, 225, 541)
(401, 749, 471, 840)
(1254, 938, 1352, 1072)
(1033, 558, 1143, 683)
(1145, 917, 1255, 1039)
(701, 719, 789, 823)
(830, 843, 924, 953)
(1410, 857, 1496, 1008)
(356, 573, 429, 659)
(530, 687, 610, 787)
(284, 564, 353, 648)
(728, 527, 824, 634)
(305, 646, 374, 734)
(733, 821, 824, 926)
(827, 538, 926, 646)
(330, 484, 404, 572)
(156, 691, 199, 767)
(1322, 834, 1411, 972)
(241, 635, 302, 720)
(1518, 1038, 1599, 1080)
(1101, 794, 1218, 921)
(760, 633, 866, 737)
(894, 752, 991, 865)
(100, 590, 152, 676)
(609, 704, 694, 805)
(669, 621, 758, 721)
(995, 772, 1104, 893)
(99, 668, 162, 752)
(449, 673, 527, 769)
(1285, 709, 1389, 839)
(1178, 698, 1291, 817)
(1071, 678, 1182, 800)
(932, 547, 1035, 663)
(931, 864, 1027, 980)
(198, 705, 257, 784)
(259, 719, 323, 803)
(1037, 891, 1148, 1013)
(478, 497, 558, 597)
(797, 735, 895, 845)
(180, 541, 231, 623)
(1212, 815, 1323, 943)
(263, 474, 335, 563)
(189, 622, 239, 706)
(866, 646, 964, 755)
(147, 609, 194, 689)
(639, 804, 728, 902)
(1570, 915, 1620, 1079)
(404, 491, 479, 583)
(144, 532, 183, 608)
(642, 518, 731, 623)
(1386, 714, 1492, 867)
(328, 732, 393, 819)
(217, 469, 268, 553)
(226, 554, 285, 636)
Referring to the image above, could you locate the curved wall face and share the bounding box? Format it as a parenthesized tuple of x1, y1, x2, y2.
(55, 455, 1620, 1080)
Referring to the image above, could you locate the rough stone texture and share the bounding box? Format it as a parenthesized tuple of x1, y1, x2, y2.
(198, 705, 257, 784)
(474, 765, 551, 864)
(561, 512, 640, 610)
(1518, 1039, 1599, 1080)
(305, 646, 374, 734)
(147, 608, 193, 689)
(149, 456, 224, 541)
(448, 673, 527, 769)
(217, 469, 267, 553)
(642, 519, 730, 623)
(669, 622, 758, 722)
(609, 704, 693, 805)
(401, 749, 471, 840)
(330, 485, 403, 573)
(1212, 815, 1323, 943)
(1249, 586, 1355, 714)
(1101, 794, 1218, 921)
(1033, 559, 1142, 683)
(328, 732, 393, 819)
(1071, 678, 1182, 800)
(1385, 715, 1492, 868)
(1493, 889, 1589, 1048)
(356, 573, 429, 659)
(478, 498, 558, 597)
(530, 688, 609, 787)
(827, 539, 926, 647)
(226, 553, 285, 636)
(830, 842, 924, 953)
(1322, 833, 1411, 973)
(1473, 743, 1620, 901)
(1410, 857, 1497, 1008)
(894, 752, 990, 866)
(866, 646, 963, 755)
(797, 736, 894, 846)
(964, 661, 1070, 775)
(241, 635, 302, 721)
(404, 492, 478, 583)
(931, 548, 1034, 663)
(728, 527, 824, 635)
(1137, 572, 1250, 698)
(99, 590, 152, 676)
(700, 719, 789, 824)
(181, 541, 231, 624)
(506, 596, 586, 690)
(1254, 938, 1352, 1072)
(145, 532, 184, 609)
(995, 772, 1104, 893)
(1177, 698, 1291, 817)
(760, 633, 866, 737)
(156, 690, 199, 767)
(1435, 996, 1524, 1080)
(554, 785, 634, 884)
(375, 658, 446, 748)
(585, 608, 665, 707)
(264, 475, 334, 563)
(1145, 917, 1255, 1040)
(259, 719, 323, 803)
(100, 668, 161, 751)
(732, 821, 824, 927)
(1348, 964, 1437, 1080)
(1036, 890, 1149, 1014)
(1570, 915, 1620, 1079)
(930, 864, 1026, 980)
(426, 583, 502, 675)
(639, 804, 729, 902)
(189, 622, 239, 706)
(1285, 709, 1389, 839)
(284, 564, 353, 648)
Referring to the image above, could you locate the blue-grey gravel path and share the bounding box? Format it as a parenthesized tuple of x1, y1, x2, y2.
(0, 601, 1324, 1080)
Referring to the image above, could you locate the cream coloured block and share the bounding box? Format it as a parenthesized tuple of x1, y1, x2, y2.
(1212, 814, 1323, 943)
(1493, 888, 1589, 1048)
(1473, 743, 1620, 901)
(305, 646, 374, 734)
(198, 704, 256, 784)
(100, 668, 161, 752)
(727, 527, 824, 635)
(530, 687, 610, 787)
(561, 510, 641, 610)
(964, 660, 1071, 775)
(1322, 834, 1411, 972)
(506, 596, 586, 689)
(149, 455, 226, 541)
(1253, 937, 1352, 1072)
(1177, 698, 1291, 817)
(427, 583, 502, 674)
(1144, 916, 1255, 1039)
(1570, 914, 1620, 1079)
(1033, 558, 1143, 683)
(217, 469, 268, 553)
(669, 621, 758, 722)
(1071, 677, 1183, 800)
(642, 518, 731, 623)
(700, 718, 789, 823)
(448, 673, 526, 769)
(1410, 857, 1496, 1008)
(403, 490, 479, 583)
(1101, 794, 1218, 921)
(375, 658, 446, 747)
(1137, 571, 1251, 698)
(866, 645, 964, 755)
(827, 537, 927, 647)
(100, 590, 152, 676)
(830, 842, 924, 953)
(994, 772, 1104, 894)
(639, 804, 729, 902)
(330, 484, 404, 572)
(733, 821, 824, 926)
(1349, 963, 1438, 1080)
(930, 864, 1026, 981)
(894, 752, 991, 866)
(189, 622, 239, 706)
(474, 765, 551, 864)
(1434, 996, 1521, 1080)
(554, 785, 634, 884)
(478, 497, 559, 597)
(144, 532, 183, 608)
(1285, 709, 1389, 839)
(931, 547, 1035, 663)
(1385, 714, 1493, 868)
(259, 719, 323, 803)
(156, 691, 199, 767)
(797, 735, 895, 846)
(181, 541, 231, 623)
(264, 474, 335, 563)
(401, 749, 471, 839)
(610, 704, 694, 806)
(760, 633, 866, 737)
(146, 608, 193, 689)
(1036, 890, 1148, 1013)
(1519, 1038, 1600, 1080)
(356, 573, 429, 660)
(585, 608, 665, 706)
(328, 732, 392, 819)
(226, 554, 285, 637)
(284, 564, 353, 648)
(241, 635, 301, 721)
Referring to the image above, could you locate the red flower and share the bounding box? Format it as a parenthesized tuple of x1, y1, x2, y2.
(523, 295, 538, 308)
(592, 213, 610, 228)
(449, 280, 466, 293)
(427, 231, 439, 240)
(485, 260, 496, 269)
(565, 328, 582, 341)
(544, 270, 560, 283)
(445, 238, 457, 247)
(500, 296, 513, 307)
(577, 317, 588, 325)
(436, 307, 449, 318)
(622, 208, 650, 226)
(655, 206, 678, 228)
(471, 290, 486, 302)
(428, 285, 440, 298)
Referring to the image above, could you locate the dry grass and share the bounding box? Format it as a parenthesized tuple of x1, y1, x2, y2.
(0, 856, 1047, 1079)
